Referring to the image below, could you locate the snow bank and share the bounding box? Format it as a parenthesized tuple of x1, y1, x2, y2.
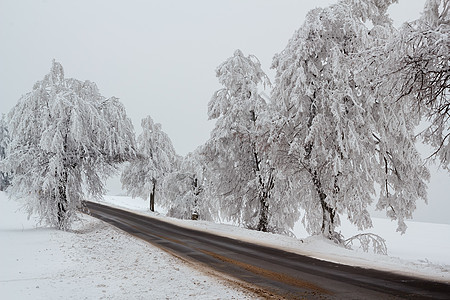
(0, 192, 256, 299)
(98, 195, 450, 283)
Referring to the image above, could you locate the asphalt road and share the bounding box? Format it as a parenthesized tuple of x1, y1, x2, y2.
(85, 201, 450, 299)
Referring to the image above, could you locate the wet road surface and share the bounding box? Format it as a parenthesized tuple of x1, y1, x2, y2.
(85, 201, 450, 299)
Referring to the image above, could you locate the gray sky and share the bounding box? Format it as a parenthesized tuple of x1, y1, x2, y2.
(1, 0, 449, 224)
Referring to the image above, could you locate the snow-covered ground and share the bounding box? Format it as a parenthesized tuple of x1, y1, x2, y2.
(0, 192, 256, 299)
(96, 195, 450, 283)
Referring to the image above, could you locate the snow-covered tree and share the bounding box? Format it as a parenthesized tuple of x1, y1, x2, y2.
(3, 61, 136, 229)
(121, 115, 177, 211)
(203, 49, 299, 234)
(162, 148, 216, 221)
(271, 0, 429, 240)
(385, 0, 449, 169)
(0, 114, 11, 191)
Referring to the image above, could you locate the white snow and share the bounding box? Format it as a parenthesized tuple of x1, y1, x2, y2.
(97, 195, 450, 283)
(0, 192, 256, 299)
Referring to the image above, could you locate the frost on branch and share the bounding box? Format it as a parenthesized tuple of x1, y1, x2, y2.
(344, 233, 388, 255)
(121, 115, 178, 212)
(383, 0, 449, 169)
(4, 61, 136, 230)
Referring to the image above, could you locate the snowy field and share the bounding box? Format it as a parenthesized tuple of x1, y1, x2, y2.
(0, 192, 256, 299)
(1, 193, 449, 300)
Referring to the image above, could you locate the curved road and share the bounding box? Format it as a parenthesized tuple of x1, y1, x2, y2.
(85, 201, 450, 299)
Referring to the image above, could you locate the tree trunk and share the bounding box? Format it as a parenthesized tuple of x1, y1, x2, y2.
(150, 188, 155, 212)
(249, 109, 275, 233)
(192, 177, 199, 220)
(257, 196, 269, 232)
(320, 198, 335, 238)
(57, 132, 70, 230)
(57, 199, 67, 229)
(312, 171, 336, 238)
(252, 146, 274, 233)
(57, 171, 68, 230)
(304, 97, 338, 239)
(150, 179, 156, 212)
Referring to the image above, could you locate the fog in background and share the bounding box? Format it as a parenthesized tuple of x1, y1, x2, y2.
(1, 0, 448, 224)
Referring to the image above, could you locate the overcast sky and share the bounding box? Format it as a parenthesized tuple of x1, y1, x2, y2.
(1, 0, 448, 224)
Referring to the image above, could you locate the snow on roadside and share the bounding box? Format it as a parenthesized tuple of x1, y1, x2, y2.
(97, 195, 450, 284)
(0, 192, 258, 299)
